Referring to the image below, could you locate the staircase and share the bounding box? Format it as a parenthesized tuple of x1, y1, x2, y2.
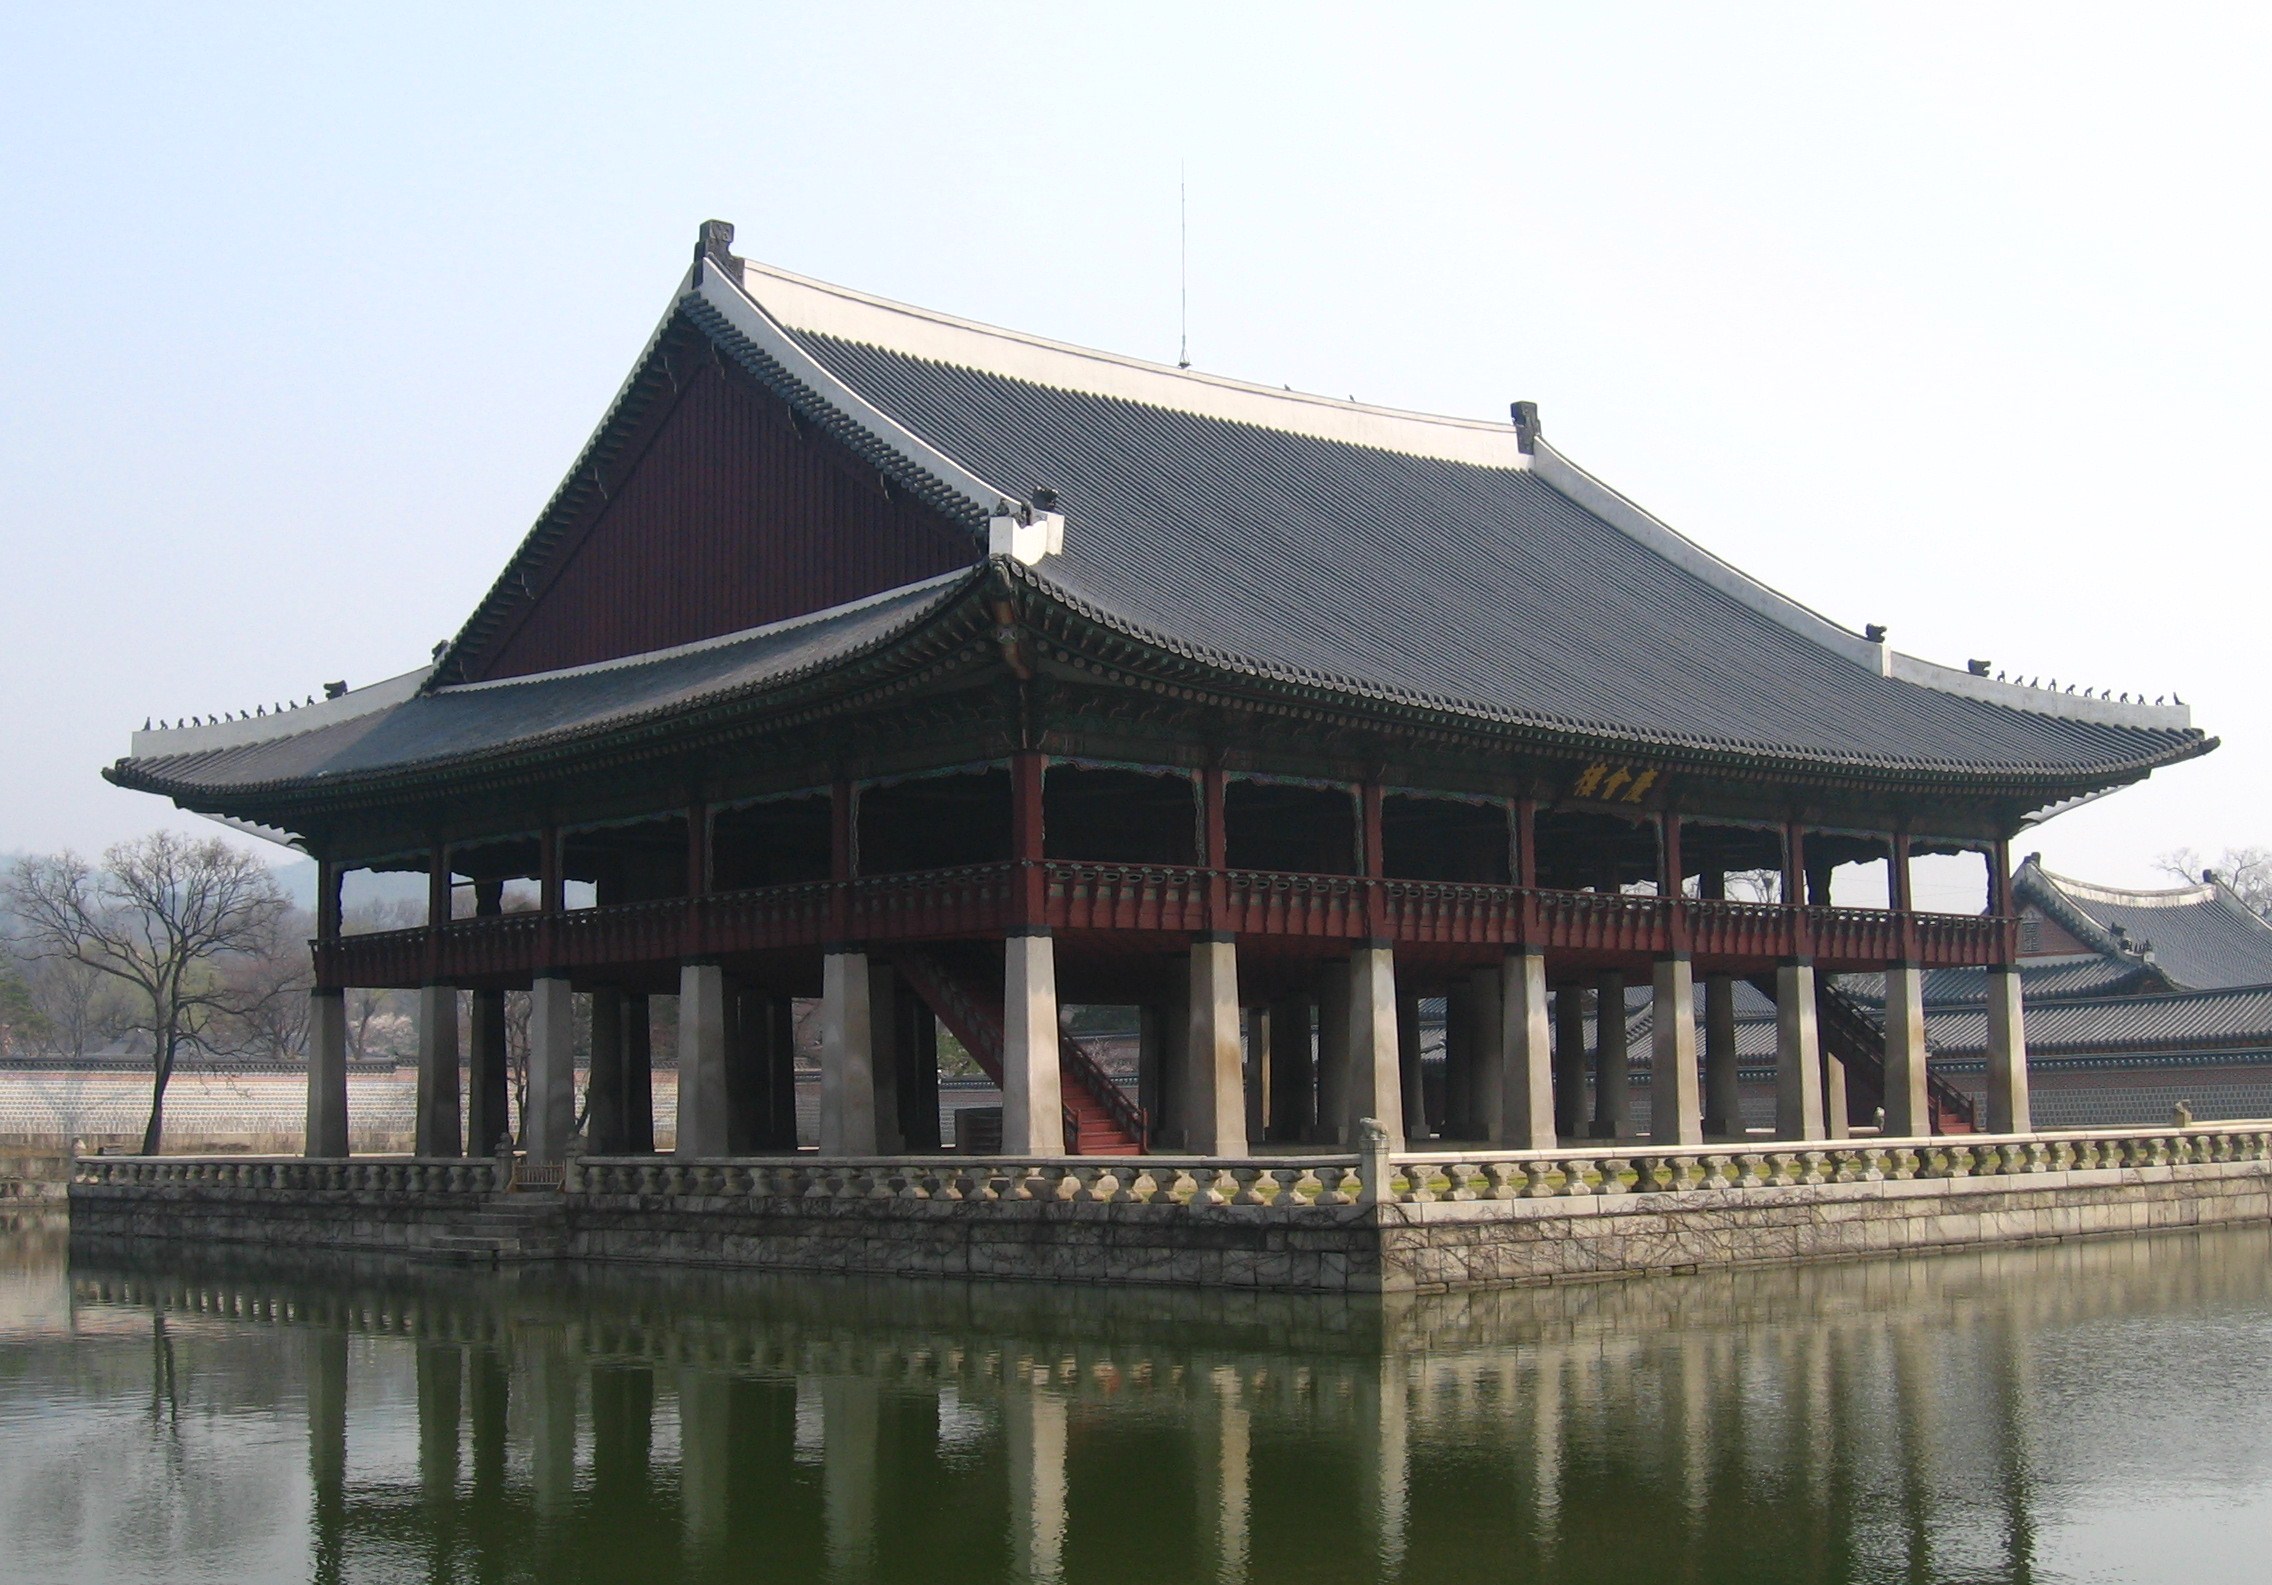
(894, 947, 1147, 1155)
(1748, 974, 1977, 1134)
(422, 1195, 567, 1262)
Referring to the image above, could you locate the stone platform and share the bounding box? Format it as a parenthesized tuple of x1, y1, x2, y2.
(68, 1125, 2272, 1293)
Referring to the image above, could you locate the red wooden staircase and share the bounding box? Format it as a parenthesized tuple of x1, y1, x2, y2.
(893, 947, 1147, 1155)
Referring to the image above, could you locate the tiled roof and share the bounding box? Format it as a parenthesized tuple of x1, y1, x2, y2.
(112, 575, 972, 798)
(2016, 859, 2272, 991)
(111, 243, 2212, 803)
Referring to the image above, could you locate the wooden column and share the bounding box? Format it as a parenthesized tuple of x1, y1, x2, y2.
(1200, 765, 1228, 929)
(1012, 751, 1047, 924)
(1662, 813, 1689, 952)
(1783, 823, 1809, 957)
(829, 777, 854, 939)
(1513, 797, 1541, 946)
(685, 798, 710, 956)
(1361, 778, 1386, 939)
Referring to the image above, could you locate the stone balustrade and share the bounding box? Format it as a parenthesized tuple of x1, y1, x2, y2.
(72, 1123, 2272, 1211)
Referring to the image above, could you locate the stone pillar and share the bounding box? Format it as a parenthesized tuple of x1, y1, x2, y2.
(764, 995, 798, 1150)
(1200, 1369, 1252, 1584)
(1005, 1370, 1068, 1585)
(415, 983, 461, 1157)
(724, 982, 763, 1155)
(868, 965, 906, 1154)
(1348, 942, 1405, 1145)
(1137, 1002, 1168, 1148)
(469, 1345, 508, 1507)
(307, 1326, 348, 1582)
(1986, 965, 2030, 1134)
(676, 962, 729, 1158)
(1702, 973, 1741, 1137)
(1243, 1003, 1270, 1144)
(1268, 994, 1315, 1142)
(677, 1369, 729, 1549)
(823, 1377, 880, 1583)
(306, 988, 349, 1157)
(1500, 950, 1555, 1150)
(526, 1331, 578, 1518)
(468, 988, 509, 1155)
(1774, 961, 1826, 1141)
(1004, 931, 1065, 1155)
(1823, 1046, 1852, 1140)
(1882, 964, 1929, 1138)
(526, 975, 577, 1162)
(1590, 970, 1628, 1139)
(587, 985, 625, 1155)
(1552, 986, 1587, 1139)
(820, 950, 877, 1156)
(901, 996, 942, 1151)
(1160, 974, 1192, 1150)
(1314, 961, 1352, 1144)
(417, 1342, 462, 1506)
(1649, 956, 1702, 1146)
(1426, 980, 1463, 1130)
(1188, 934, 1246, 1155)
(1470, 964, 1506, 1143)
(623, 994, 655, 1153)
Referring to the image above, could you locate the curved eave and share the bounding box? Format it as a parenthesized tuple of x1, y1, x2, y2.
(105, 570, 999, 817)
(999, 561, 2215, 799)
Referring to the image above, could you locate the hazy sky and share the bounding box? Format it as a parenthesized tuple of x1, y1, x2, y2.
(5, 3, 2266, 885)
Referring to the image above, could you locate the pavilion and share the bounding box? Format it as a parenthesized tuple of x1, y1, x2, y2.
(107, 222, 2213, 1165)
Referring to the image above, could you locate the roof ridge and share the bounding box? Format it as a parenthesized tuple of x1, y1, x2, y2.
(733, 255, 1539, 471)
(2036, 863, 2220, 909)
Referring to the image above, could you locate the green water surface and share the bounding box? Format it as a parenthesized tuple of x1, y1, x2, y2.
(4, 1216, 2269, 1583)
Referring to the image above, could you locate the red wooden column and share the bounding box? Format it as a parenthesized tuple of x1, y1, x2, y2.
(315, 857, 343, 986)
(1891, 831, 1918, 962)
(1513, 797, 1539, 947)
(684, 797, 710, 956)
(829, 778, 854, 942)
(1011, 750, 1047, 926)
(539, 825, 563, 967)
(1990, 836, 2016, 965)
(1662, 813, 1688, 953)
(1782, 822, 1811, 960)
(425, 844, 452, 981)
(1200, 765, 1228, 931)
(1360, 778, 1385, 938)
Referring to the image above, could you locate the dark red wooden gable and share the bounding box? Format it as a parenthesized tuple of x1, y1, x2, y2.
(463, 346, 979, 682)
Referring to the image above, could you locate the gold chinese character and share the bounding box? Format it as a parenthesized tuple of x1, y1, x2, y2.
(1622, 768, 1659, 803)
(1571, 763, 1609, 799)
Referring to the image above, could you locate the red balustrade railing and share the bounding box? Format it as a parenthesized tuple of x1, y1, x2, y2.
(313, 861, 2013, 986)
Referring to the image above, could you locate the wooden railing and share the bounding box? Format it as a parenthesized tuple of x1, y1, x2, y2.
(315, 862, 2010, 987)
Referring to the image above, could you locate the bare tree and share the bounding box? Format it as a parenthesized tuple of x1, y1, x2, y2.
(2153, 845, 2272, 918)
(0, 960, 52, 1057)
(5, 834, 291, 1154)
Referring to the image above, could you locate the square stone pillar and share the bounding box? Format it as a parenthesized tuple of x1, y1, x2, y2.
(1188, 935, 1247, 1156)
(1267, 995, 1315, 1142)
(1469, 964, 1506, 1142)
(675, 963, 729, 1158)
(1823, 1050, 1851, 1139)
(1590, 970, 1629, 1140)
(1499, 950, 1555, 1150)
(1882, 963, 1930, 1138)
(468, 988, 509, 1156)
(1552, 986, 1588, 1139)
(525, 975, 577, 1162)
(623, 994, 655, 1153)
(1347, 943, 1405, 1145)
(868, 965, 906, 1154)
(1314, 960, 1352, 1144)
(1137, 1002, 1168, 1146)
(1986, 965, 2031, 1134)
(415, 984, 461, 1158)
(1243, 1004, 1270, 1144)
(587, 985, 625, 1155)
(1702, 973, 1741, 1137)
(1773, 961, 1826, 1141)
(1649, 957, 1702, 1146)
(1004, 931, 1065, 1155)
(1398, 988, 1430, 1138)
(819, 950, 876, 1156)
(306, 987, 348, 1158)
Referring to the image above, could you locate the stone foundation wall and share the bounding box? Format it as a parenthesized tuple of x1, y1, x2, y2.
(68, 1141, 2272, 1293)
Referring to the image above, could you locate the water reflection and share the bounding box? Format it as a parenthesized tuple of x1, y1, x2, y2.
(6, 1212, 2272, 1583)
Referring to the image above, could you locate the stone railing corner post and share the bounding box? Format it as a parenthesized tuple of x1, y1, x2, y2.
(1356, 1116, 1393, 1206)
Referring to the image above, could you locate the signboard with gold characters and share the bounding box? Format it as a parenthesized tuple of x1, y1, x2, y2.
(1570, 761, 1661, 805)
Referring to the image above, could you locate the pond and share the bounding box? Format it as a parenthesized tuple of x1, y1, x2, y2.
(3, 1215, 2269, 1583)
